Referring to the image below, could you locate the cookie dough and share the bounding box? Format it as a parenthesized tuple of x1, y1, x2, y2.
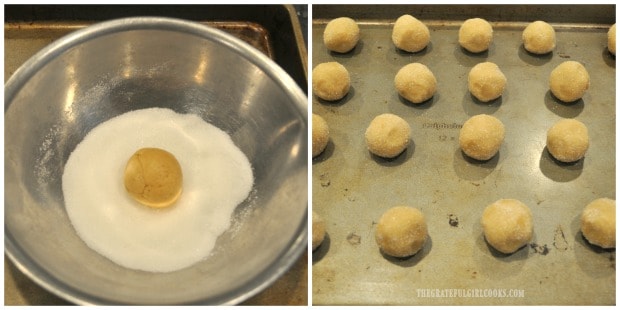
(394, 63, 437, 104)
(323, 17, 360, 53)
(312, 114, 330, 157)
(124, 147, 183, 208)
(581, 198, 616, 249)
(609, 24, 616, 55)
(468, 62, 507, 102)
(313, 211, 327, 250)
(365, 113, 411, 158)
(546, 119, 589, 163)
(392, 14, 430, 52)
(459, 114, 505, 161)
(375, 206, 428, 257)
(481, 199, 533, 254)
(549, 61, 590, 102)
(312, 62, 350, 101)
(459, 18, 493, 53)
(522, 20, 556, 54)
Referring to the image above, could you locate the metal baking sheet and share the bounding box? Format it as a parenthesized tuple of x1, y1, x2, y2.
(312, 5, 615, 305)
(4, 4, 308, 305)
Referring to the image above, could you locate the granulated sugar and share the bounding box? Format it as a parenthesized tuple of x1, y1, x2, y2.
(62, 108, 253, 273)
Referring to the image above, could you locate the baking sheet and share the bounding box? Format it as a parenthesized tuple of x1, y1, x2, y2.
(312, 5, 615, 305)
(4, 4, 308, 305)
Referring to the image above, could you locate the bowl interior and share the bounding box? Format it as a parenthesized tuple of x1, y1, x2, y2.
(5, 18, 307, 304)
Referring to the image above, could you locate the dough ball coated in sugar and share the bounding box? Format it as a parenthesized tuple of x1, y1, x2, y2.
(459, 114, 505, 161)
(375, 206, 428, 257)
(312, 62, 350, 101)
(546, 119, 589, 163)
(394, 63, 437, 104)
(124, 148, 183, 208)
(481, 199, 533, 254)
(312, 211, 327, 250)
(468, 62, 507, 102)
(609, 24, 616, 55)
(323, 17, 360, 53)
(549, 61, 590, 102)
(522, 21, 556, 54)
(392, 14, 430, 53)
(581, 198, 615, 249)
(312, 114, 330, 157)
(365, 113, 411, 158)
(459, 18, 493, 53)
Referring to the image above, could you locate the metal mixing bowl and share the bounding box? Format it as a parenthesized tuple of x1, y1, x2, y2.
(5, 17, 307, 305)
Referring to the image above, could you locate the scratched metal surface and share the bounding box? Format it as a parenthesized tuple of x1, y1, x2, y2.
(312, 5, 615, 305)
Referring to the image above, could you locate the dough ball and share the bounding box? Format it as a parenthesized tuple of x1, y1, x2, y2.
(312, 211, 327, 251)
(323, 17, 360, 53)
(459, 18, 493, 53)
(522, 20, 556, 54)
(392, 14, 430, 52)
(312, 114, 330, 157)
(549, 61, 590, 102)
(546, 119, 589, 163)
(124, 148, 183, 208)
(481, 199, 533, 254)
(581, 198, 616, 249)
(312, 62, 350, 101)
(459, 114, 505, 161)
(608, 24, 616, 55)
(375, 206, 428, 257)
(468, 62, 507, 102)
(365, 113, 411, 158)
(394, 63, 437, 104)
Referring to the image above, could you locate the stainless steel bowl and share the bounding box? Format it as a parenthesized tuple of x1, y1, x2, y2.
(5, 17, 307, 305)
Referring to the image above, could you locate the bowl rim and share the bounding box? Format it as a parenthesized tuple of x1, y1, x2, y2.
(4, 16, 308, 305)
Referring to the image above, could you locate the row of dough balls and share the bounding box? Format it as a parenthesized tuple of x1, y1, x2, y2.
(323, 16, 616, 56)
(313, 59, 591, 104)
(313, 198, 616, 256)
(313, 112, 590, 163)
